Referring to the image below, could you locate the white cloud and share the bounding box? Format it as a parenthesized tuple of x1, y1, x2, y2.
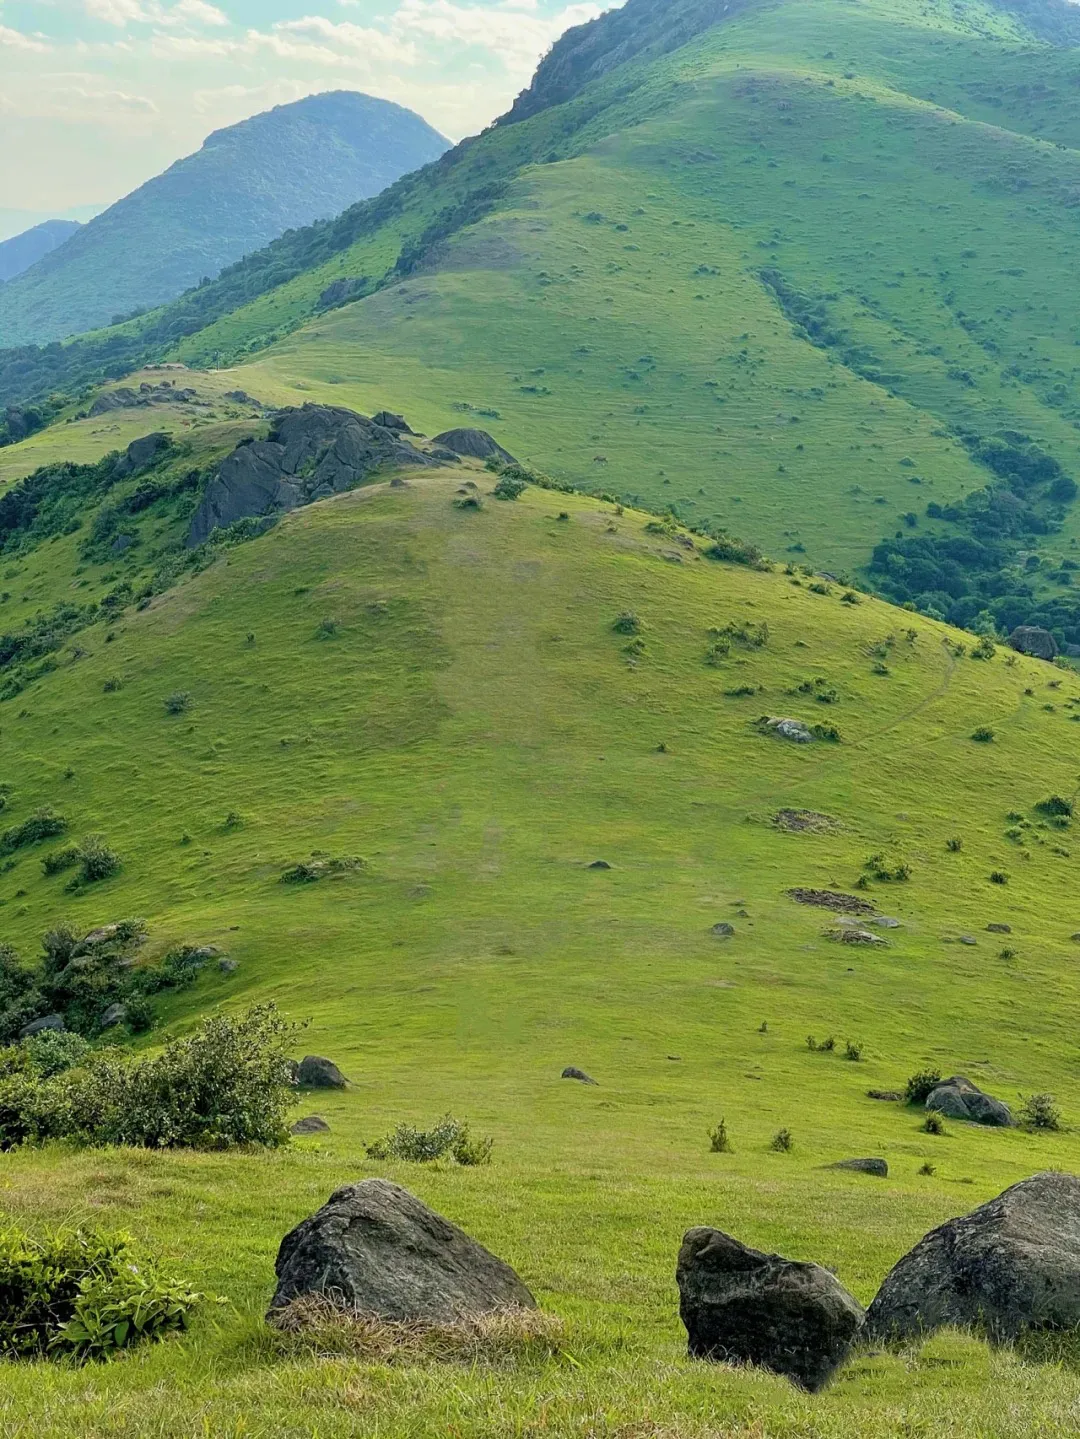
(0, 24, 52, 52)
(84, 0, 227, 26)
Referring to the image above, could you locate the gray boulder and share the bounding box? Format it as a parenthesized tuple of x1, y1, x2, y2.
(99, 1003, 126, 1031)
(828, 1158, 888, 1178)
(297, 1055, 347, 1089)
(20, 1013, 65, 1038)
(710, 922, 735, 939)
(926, 1075, 1012, 1126)
(291, 1115, 331, 1135)
(113, 431, 171, 479)
(431, 428, 517, 465)
(268, 1178, 536, 1320)
(867, 1171, 1080, 1343)
(372, 411, 413, 433)
(187, 405, 436, 547)
(561, 1066, 598, 1084)
(677, 1227, 864, 1391)
(1009, 626, 1058, 661)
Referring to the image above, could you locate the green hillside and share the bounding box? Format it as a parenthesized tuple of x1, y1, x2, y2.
(6, 0, 1080, 640)
(0, 434, 1075, 1430)
(0, 92, 449, 347)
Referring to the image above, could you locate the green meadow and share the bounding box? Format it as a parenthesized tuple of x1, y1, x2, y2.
(0, 469, 1076, 1432)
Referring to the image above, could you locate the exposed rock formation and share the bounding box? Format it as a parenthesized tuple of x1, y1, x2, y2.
(925, 1075, 1012, 1126)
(431, 428, 517, 465)
(1009, 626, 1058, 661)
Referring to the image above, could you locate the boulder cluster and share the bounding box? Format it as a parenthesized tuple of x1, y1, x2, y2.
(267, 1171, 1080, 1394)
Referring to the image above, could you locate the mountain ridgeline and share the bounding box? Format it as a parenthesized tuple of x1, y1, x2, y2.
(0, 91, 449, 347)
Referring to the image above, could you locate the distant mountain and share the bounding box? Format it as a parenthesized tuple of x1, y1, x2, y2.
(0, 91, 449, 346)
(0, 220, 82, 284)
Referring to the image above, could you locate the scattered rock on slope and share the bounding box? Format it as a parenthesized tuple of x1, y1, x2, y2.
(866, 1171, 1080, 1343)
(775, 809, 835, 833)
(186, 404, 437, 547)
(90, 382, 197, 416)
(677, 1227, 865, 1391)
(562, 1066, 598, 1084)
(291, 1115, 331, 1135)
(431, 428, 517, 465)
(297, 1055, 347, 1089)
(925, 1075, 1012, 1126)
(788, 889, 875, 915)
(268, 1178, 536, 1320)
(759, 716, 813, 744)
(1009, 626, 1058, 661)
(827, 1158, 888, 1178)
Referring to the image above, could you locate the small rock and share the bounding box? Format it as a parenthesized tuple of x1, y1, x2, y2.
(866, 1171, 1080, 1343)
(925, 1075, 1012, 1126)
(710, 923, 735, 939)
(219, 958, 239, 974)
(99, 1003, 126, 1030)
(987, 923, 1012, 934)
(768, 717, 814, 744)
(268, 1178, 535, 1320)
(825, 927, 886, 945)
(291, 1115, 331, 1136)
(677, 1227, 865, 1391)
(870, 916, 901, 929)
(431, 428, 517, 465)
(867, 1089, 902, 1102)
(20, 1013, 65, 1038)
(561, 1066, 598, 1084)
(297, 1055, 347, 1089)
(372, 411, 413, 433)
(587, 859, 611, 870)
(828, 1158, 888, 1178)
(958, 935, 977, 947)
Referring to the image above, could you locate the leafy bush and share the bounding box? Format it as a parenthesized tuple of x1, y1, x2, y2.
(844, 1039, 863, 1063)
(0, 1226, 201, 1361)
(769, 1128, 794, 1152)
(22, 1029, 90, 1077)
(971, 727, 995, 743)
(492, 474, 527, 501)
(0, 1004, 297, 1151)
(366, 1114, 493, 1166)
(1019, 1093, 1062, 1131)
(1, 807, 66, 854)
(989, 870, 1009, 885)
(807, 1035, 836, 1053)
(709, 1118, 732, 1153)
(1036, 795, 1073, 818)
(922, 1112, 946, 1135)
(72, 834, 121, 886)
(946, 836, 964, 852)
(611, 611, 641, 635)
(279, 855, 365, 884)
(163, 692, 191, 716)
(863, 853, 911, 882)
(42, 845, 80, 876)
(705, 535, 765, 567)
(918, 1161, 936, 1177)
(905, 1068, 942, 1104)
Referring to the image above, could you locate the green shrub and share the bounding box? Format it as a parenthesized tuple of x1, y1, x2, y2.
(22, 1029, 90, 1077)
(918, 1161, 936, 1177)
(492, 475, 527, 501)
(705, 535, 764, 567)
(709, 1119, 732, 1153)
(366, 1114, 493, 1165)
(989, 870, 1009, 885)
(922, 1112, 946, 1135)
(0, 1226, 201, 1361)
(811, 722, 842, 742)
(971, 727, 995, 743)
(452, 494, 483, 511)
(314, 618, 339, 640)
(1, 807, 67, 854)
(769, 1128, 794, 1152)
(905, 1068, 942, 1104)
(611, 611, 641, 636)
(42, 845, 80, 876)
(163, 691, 191, 716)
(863, 853, 911, 882)
(1019, 1093, 1062, 1131)
(806, 1035, 836, 1053)
(0, 1004, 297, 1151)
(946, 836, 963, 852)
(279, 855, 365, 884)
(1036, 796, 1073, 818)
(72, 834, 121, 886)
(844, 1039, 863, 1063)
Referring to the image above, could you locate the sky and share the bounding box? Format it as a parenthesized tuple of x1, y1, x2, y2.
(0, 0, 615, 230)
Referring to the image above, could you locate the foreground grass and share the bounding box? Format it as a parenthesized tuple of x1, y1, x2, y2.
(0, 474, 1075, 1430)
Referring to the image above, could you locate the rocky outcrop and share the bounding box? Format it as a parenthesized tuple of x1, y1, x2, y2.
(291, 1115, 331, 1135)
(268, 1178, 536, 1320)
(113, 432, 171, 478)
(828, 1158, 888, 1178)
(1009, 626, 1058, 661)
(866, 1172, 1080, 1343)
(187, 404, 436, 547)
(677, 1227, 865, 1391)
(925, 1075, 1012, 1126)
(431, 428, 517, 465)
(90, 382, 197, 416)
(561, 1066, 598, 1084)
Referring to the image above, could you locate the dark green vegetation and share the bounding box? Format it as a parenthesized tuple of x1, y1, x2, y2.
(0, 91, 449, 346)
(0, 221, 81, 285)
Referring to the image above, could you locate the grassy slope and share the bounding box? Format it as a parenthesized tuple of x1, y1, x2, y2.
(0, 471, 1079, 1431)
(128, 0, 1080, 586)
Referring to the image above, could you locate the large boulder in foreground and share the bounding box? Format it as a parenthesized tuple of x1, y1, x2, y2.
(269, 1178, 536, 1321)
(926, 1075, 1012, 1127)
(867, 1171, 1080, 1343)
(676, 1227, 864, 1391)
(187, 404, 436, 546)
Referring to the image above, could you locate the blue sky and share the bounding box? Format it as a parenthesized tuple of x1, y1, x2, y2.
(0, 0, 614, 227)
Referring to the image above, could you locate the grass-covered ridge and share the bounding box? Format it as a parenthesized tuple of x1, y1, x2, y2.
(0, 468, 1078, 1430)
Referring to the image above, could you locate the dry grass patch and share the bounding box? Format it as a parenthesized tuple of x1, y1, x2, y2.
(269, 1297, 565, 1368)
